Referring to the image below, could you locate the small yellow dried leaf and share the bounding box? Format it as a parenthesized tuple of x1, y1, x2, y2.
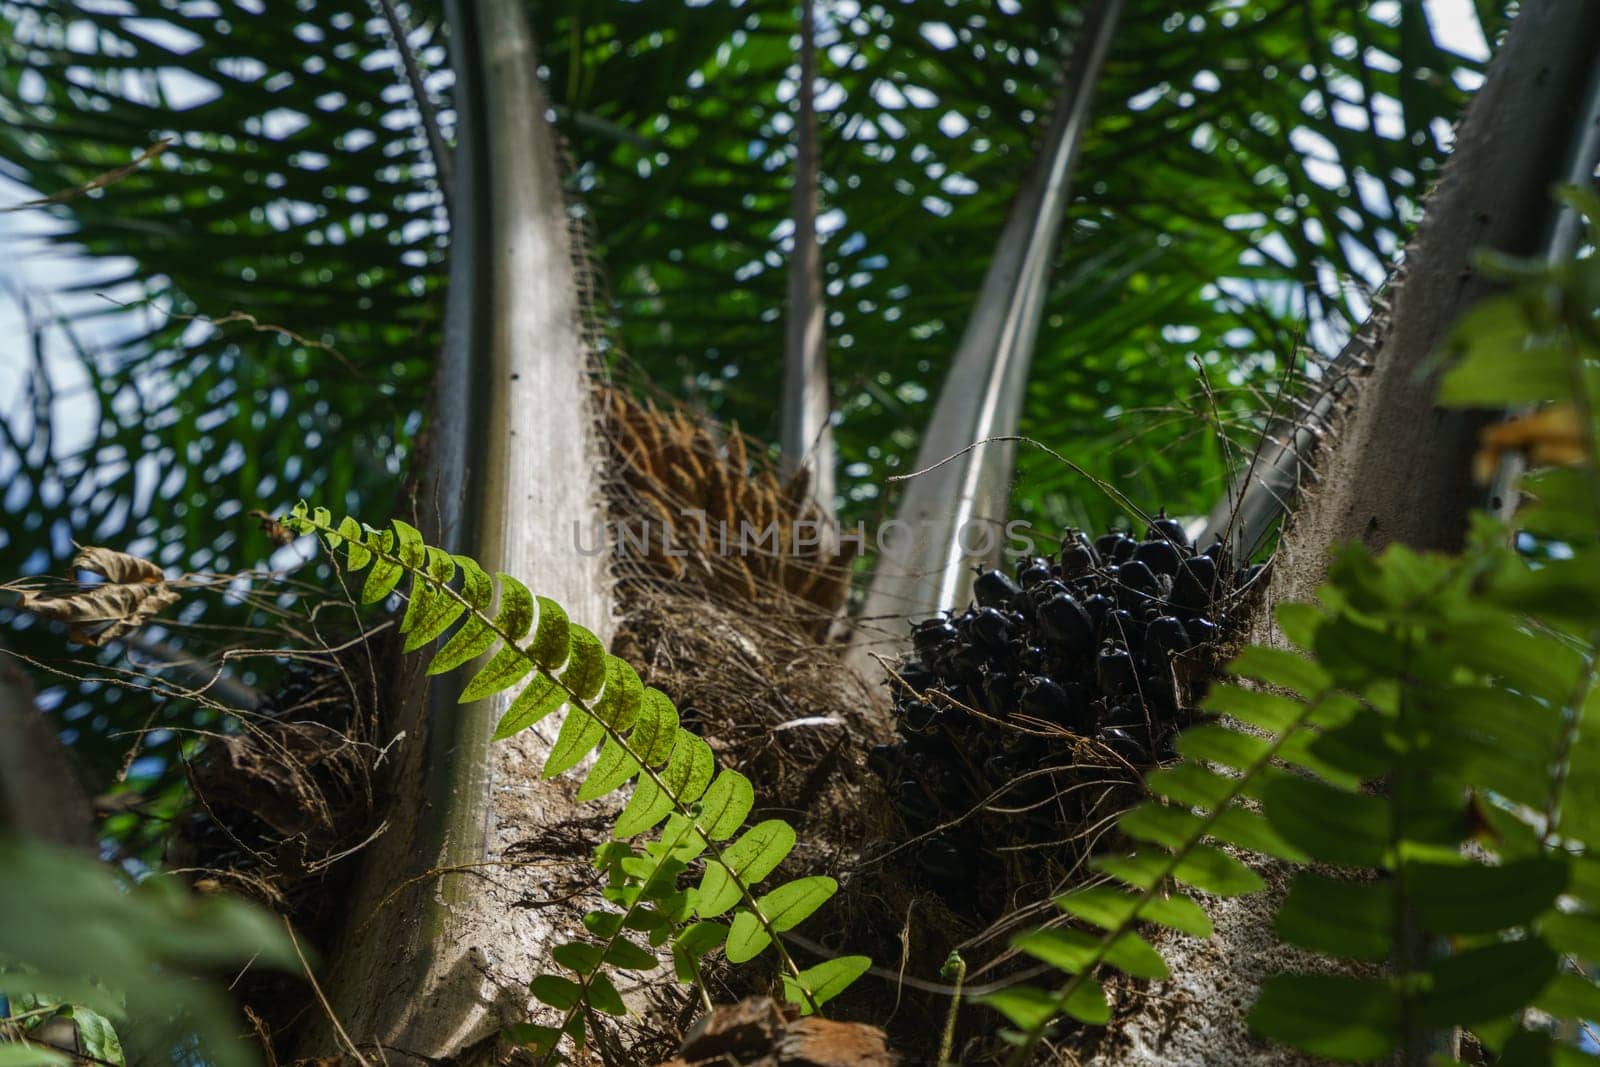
(1474, 403, 1588, 482)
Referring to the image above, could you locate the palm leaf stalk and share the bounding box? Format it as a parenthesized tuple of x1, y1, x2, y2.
(297, 0, 614, 1054)
(781, 0, 835, 519)
(851, 0, 1124, 659)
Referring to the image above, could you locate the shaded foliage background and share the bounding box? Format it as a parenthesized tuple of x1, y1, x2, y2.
(544, 0, 1491, 528)
(0, 0, 1495, 829)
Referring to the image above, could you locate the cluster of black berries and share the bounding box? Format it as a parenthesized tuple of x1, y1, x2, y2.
(869, 515, 1260, 904)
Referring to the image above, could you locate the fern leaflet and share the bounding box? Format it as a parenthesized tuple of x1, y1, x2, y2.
(283, 505, 868, 1059)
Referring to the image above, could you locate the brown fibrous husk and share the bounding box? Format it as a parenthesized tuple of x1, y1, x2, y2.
(168, 637, 386, 1050)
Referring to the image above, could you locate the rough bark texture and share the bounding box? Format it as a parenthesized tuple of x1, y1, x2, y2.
(1266, 0, 1600, 604)
(1103, 5, 1600, 1064)
(297, 0, 614, 1058)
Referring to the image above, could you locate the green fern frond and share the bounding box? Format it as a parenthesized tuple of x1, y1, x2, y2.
(282, 504, 868, 1059)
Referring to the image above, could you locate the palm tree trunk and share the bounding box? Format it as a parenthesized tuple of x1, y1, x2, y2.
(1108, 6, 1600, 1063)
(297, 0, 613, 1057)
(1204, 2, 1600, 564)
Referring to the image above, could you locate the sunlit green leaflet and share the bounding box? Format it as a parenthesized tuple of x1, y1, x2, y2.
(283, 504, 869, 1057)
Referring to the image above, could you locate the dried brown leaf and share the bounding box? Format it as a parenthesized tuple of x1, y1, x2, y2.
(15, 546, 180, 646)
(248, 509, 295, 546)
(658, 998, 896, 1067)
(73, 545, 165, 585)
